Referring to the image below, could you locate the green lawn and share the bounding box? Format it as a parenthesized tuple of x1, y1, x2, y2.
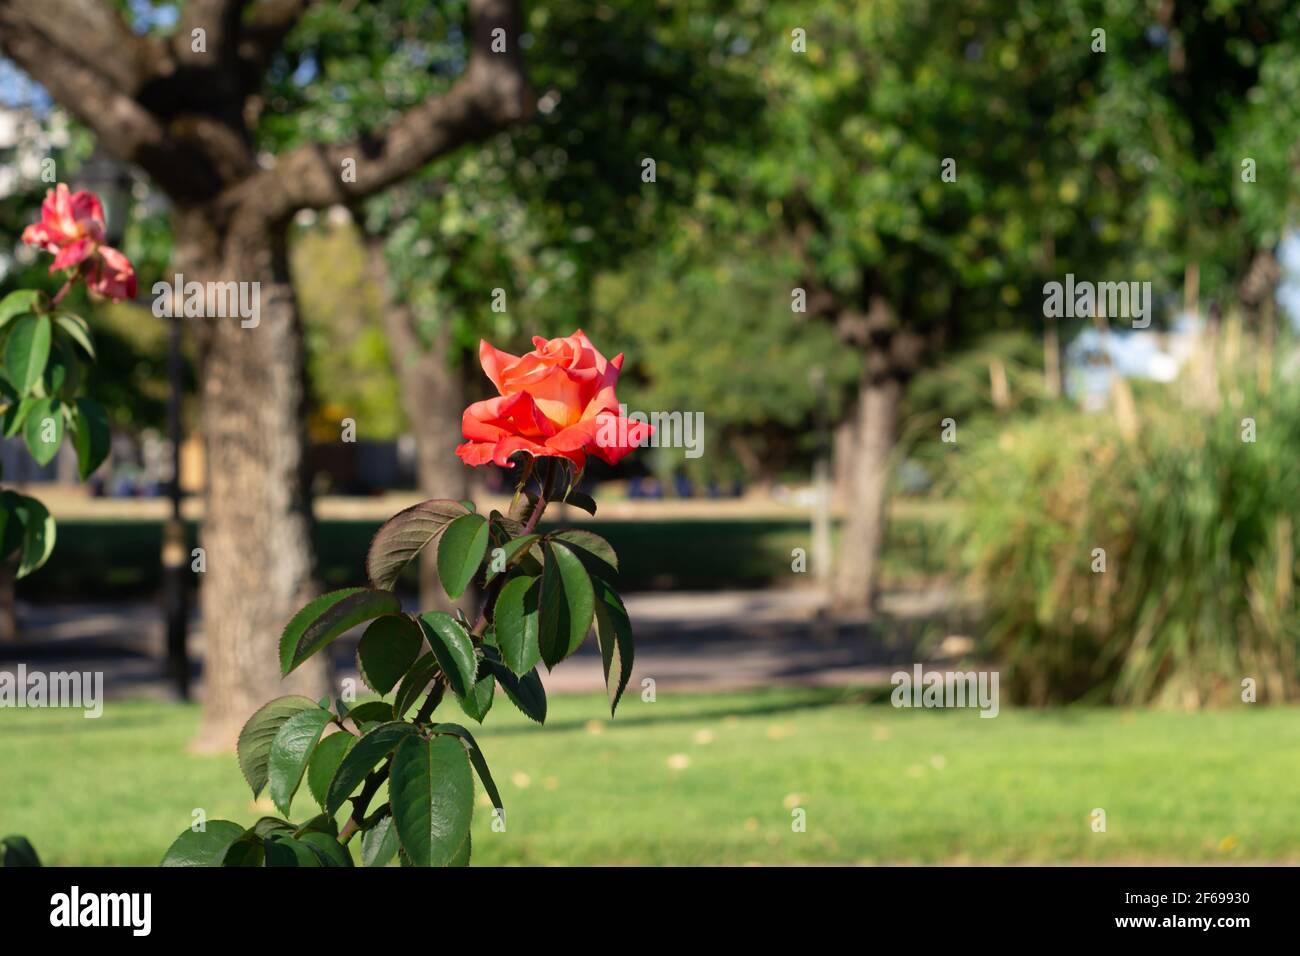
(4, 688, 1297, 865)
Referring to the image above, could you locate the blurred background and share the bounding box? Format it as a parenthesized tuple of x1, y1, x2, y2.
(3, 0, 1300, 864)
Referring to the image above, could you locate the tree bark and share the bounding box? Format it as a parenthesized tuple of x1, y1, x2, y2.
(180, 208, 329, 751)
(831, 372, 902, 612)
(830, 295, 924, 613)
(363, 236, 471, 610)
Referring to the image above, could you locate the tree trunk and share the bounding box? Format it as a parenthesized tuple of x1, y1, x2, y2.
(182, 208, 329, 751)
(363, 237, 471, 610)
(831, 372, 902, 612)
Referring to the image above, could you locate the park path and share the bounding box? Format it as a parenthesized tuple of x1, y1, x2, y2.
(0, 587, 959, 701)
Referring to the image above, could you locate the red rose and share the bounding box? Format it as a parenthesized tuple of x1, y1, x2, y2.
(21, 184, 137, 303)
(457, 330, 652, 469)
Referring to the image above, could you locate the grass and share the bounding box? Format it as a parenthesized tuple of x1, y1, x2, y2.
(5, 688, 1299, 866)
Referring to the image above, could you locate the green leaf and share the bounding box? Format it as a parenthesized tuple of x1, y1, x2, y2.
(361, 813, 400, 868)
(307, 731, 358, 811)
(220, 832, 266, 867)
(483, 533, 541, 584)
(1, 835, 41, 867)
(23, 397, 63, 466)
(268, 706, 333, 817)
(459, 673, 494, 723)
(552, 529, 619, 578)
(3, 492, 55, 579)
(393, 653, 438, 718)
(160, 821, 245, 867)
(297, 832, 354, 867)
(5, 314, 51, 395)
(389, 735, 474, 868)
(54, 313, 95, 359)
(562, 490, 597, 516)
(356, 615, 423, 695)
(236, 695, 320, 798)
(592, 577, 635, 715)
(538, 541, 595, 668)
(366, 498, 468, 590)
(326, 721, 418, 815)
(493, 574, 541, 675)
(265, 834, 321, 867)
(346, 700, 396, 728)
(279, 587, 401, 676)
(0, 289, 41, 329)
(482, 649, 548, 724)
(449, 829, 471, 867)
(418, 611, 478, 699)
(433, 723, 504, 813)
(69, 398, 110, 480)
(436, 513, 490, 600)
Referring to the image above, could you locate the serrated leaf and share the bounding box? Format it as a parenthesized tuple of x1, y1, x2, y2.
(482, 649, 547, 724)
(418, 611, 478, 699)
(552, 529, 618, 579)
(236, 695, 320, 798)
(23, 397, 62, 466)
(433, 722, 504, 813)
(437, 513, 490, 600)
(326, 721, 418, 815)
(70, 398, 110, 480)
(307, 731, 357, 811)
(361, 813, 400, 868)
(160, 821, 245, 867)
(268, 706, 333, 816)
(459, 673, 494, 723)
(279, 587, 401, 676)
(389, 735, 474, 868)
(393, 653, 438, 718)
(483, 533, 541, 584)
(538, 540, 595, 668)
(493, 574, 541, 675)
(366, 498, 468, 590)
(356, 615, 423, 695)
(5, 314, 51, 395)
(346, 700, 396, 728)
(592, 577, 635, 715)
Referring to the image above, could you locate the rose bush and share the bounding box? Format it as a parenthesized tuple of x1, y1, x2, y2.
(162, 332, 642, 867)
(0, 185, 120, 584)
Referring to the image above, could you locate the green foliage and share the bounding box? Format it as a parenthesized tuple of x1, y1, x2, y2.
(167, 457, 634, 866)
(949, 351, 1300, 706)
(0, 288, 109, 579)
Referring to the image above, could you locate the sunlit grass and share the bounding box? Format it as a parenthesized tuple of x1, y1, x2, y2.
(4, 688, 1297, 865)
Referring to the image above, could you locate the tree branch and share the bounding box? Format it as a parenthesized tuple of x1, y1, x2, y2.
(248, 0, 534, 220)
(0, 0, 158, 95)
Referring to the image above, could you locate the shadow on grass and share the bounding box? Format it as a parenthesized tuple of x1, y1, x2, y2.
(485, 686, 853, 736)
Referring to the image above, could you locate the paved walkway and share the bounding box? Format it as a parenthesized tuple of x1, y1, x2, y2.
(0, 588, 962, 701)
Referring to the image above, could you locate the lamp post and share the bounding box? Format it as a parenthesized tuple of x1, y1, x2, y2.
(78, 155, 189, 699)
